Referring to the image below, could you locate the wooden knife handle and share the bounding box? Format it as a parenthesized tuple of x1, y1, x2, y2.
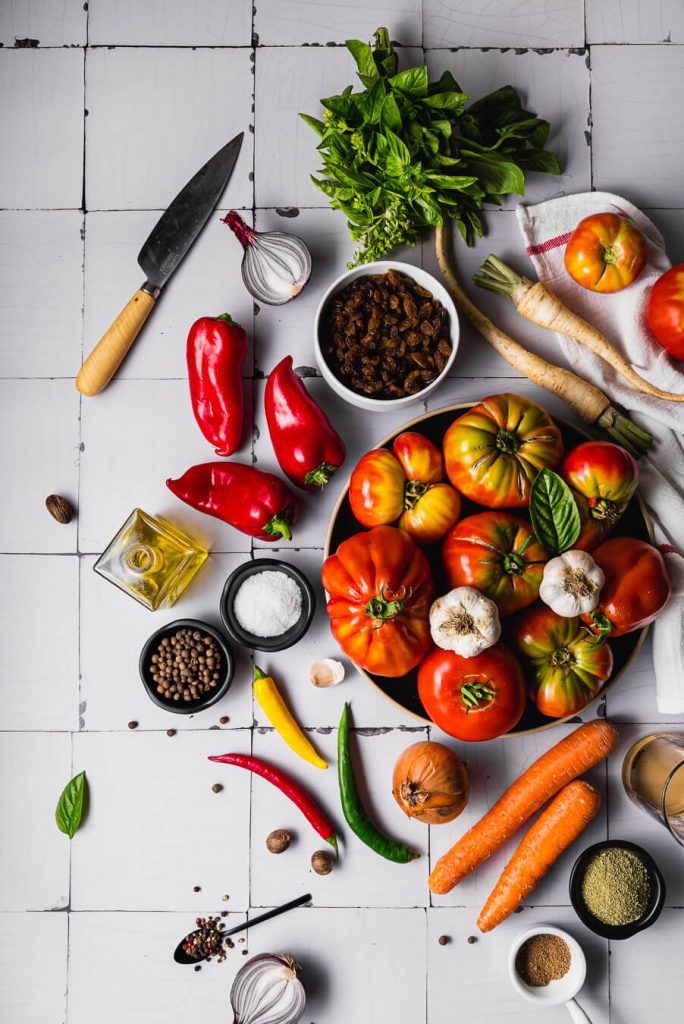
(76, 286, 158, 397)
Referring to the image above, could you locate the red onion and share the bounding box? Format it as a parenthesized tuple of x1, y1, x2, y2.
(223, 211, 311, 306)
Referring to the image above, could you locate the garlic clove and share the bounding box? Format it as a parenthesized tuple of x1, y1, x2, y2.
(309, 658, 345, 687)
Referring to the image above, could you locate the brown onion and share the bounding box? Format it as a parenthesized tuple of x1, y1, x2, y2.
(392, 741, 468, 824)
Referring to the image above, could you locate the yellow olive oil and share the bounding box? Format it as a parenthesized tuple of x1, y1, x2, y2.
(94, 508, 208, 610)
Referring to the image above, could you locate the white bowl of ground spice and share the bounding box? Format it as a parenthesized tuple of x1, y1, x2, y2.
(508, 925, 588, 1011)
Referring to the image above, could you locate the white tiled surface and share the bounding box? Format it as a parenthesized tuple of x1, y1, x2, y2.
(1, 4, 683, 1022)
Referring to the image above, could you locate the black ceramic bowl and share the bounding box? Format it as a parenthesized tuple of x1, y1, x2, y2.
(220, 558, 316, 653)
(139, 618, 234, 715)
(569, 839, 666, 939)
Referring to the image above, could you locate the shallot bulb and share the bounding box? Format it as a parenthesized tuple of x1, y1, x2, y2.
(392, 741, 469, 824)
(230, 953, 306, 1024)
(223, 211, 312, 306)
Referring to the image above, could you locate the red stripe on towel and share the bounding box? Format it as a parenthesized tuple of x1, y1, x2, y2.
(657, 544, 680, 557)
(526, 231, 573, 256)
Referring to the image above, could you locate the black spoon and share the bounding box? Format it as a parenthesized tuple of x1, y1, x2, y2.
(174, 893, 312, 964)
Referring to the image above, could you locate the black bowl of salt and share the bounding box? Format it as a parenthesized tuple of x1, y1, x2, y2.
(220, 558, 316, 652)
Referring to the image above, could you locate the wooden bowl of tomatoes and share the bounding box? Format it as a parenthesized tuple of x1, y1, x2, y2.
(323, 394, 663, 737)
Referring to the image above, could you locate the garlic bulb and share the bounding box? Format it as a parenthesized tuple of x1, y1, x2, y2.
(429, 587, 501, 658)
(223, 211, 312, 306)
(539, 549, 605, 617)
(230, 953, 305, 1024)
(309, 658, 345, 688)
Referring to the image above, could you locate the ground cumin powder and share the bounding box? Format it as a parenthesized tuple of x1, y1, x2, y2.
(580, 847, 651, 926)
(515, 933, 571, 987)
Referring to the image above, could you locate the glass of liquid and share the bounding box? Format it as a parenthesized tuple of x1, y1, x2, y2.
(622, 732, 684, 847)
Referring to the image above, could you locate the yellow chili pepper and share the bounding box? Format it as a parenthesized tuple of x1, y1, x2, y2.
(252, 665, 328, 770)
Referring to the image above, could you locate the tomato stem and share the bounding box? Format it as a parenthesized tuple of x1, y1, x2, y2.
(404, 479, 429, 510)
(495, 429, 520, 455)
(365, 584, 406, 622)
(586, 611, 613, 646)
(460, 679, 496, 713)
(587, 496, 622, 524)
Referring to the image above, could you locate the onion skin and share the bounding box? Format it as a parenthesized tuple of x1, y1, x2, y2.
(392, 741, 469, 825)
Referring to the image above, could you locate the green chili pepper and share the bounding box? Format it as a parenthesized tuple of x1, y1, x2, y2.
(337, 702, 420, 864)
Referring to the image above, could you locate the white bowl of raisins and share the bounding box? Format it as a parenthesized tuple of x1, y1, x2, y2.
(314, 260, 459, 411)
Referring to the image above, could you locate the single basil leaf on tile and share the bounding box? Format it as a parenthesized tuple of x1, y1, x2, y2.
(55, 770, 87, 838)
(529, 468, 581, 557)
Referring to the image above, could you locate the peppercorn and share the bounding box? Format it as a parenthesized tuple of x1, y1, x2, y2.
(148, 628, 223, 704)
(467, 936, 477, 945)
(266, 829, 291, 854)
(221, 894, 229, 901)
(167, 729, 176, 737)
(311, 850, 334, 875)
(128, 721, 138, 730)
(212, 783, 223, 794)
(438, 935, 449, 946)
(193, 886, 201, 893)
(219, 716, 229, 725)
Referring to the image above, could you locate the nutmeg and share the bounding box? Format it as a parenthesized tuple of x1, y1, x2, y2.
(45, 494, 75, 524)
(265, 829, 291, 854)
(311, 850, 334, 875)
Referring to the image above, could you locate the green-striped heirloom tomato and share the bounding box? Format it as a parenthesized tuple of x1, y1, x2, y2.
(511, 603, 613, 718)
(442, 511, 548, 616)
(443, 393, 563, 508)
(418, 642, 527, 741)
(561, 441, 639, 550)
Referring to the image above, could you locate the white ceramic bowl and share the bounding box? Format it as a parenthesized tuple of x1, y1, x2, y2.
(313, 259, 460, 412)
(508, 924, 587, 1009)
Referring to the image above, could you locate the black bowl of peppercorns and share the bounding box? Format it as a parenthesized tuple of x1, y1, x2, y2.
(139, 618, 234, 715)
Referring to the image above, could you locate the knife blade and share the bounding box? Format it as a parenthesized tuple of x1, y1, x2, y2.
(76, 132, 244, 397)
(138, 132, 244, 291)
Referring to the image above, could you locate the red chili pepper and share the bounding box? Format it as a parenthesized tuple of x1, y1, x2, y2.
(208, 753, 337, 848)
(265, 355, 346, 490)
(166, 462, 298, 542)
(187, 314, 248, 457)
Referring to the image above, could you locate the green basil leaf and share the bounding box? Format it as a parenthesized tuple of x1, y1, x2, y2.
(427, 173, 479, 190)
(385, 129, 411, 165)
(389, 66, 428, 98)
(529, 469, 581, 556)
(346, 39, 378, 82)
(360, 79, 386, 124)
(423, 90, 468, 111)
(380, 93, 402, 132)
(298, 113, 326, 137)
(55, 770, 87, 839)
(429, 69, 464, 96)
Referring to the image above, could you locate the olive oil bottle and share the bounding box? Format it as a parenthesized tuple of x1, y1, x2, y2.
(94, 508, 208, 610)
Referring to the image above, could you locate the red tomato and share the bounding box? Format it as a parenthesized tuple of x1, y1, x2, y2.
(561, 441, 639, 550)
(582, 537, 671, 639)
(564, 213, 647, 293)
(418, 642, 527, 741)
(646, 263, 684, 360)
(442, 511, 547, 615)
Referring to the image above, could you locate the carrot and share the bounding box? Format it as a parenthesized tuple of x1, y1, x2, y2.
(434, 227, 652, 458)
(477, 779, 601, 932)
(428, 719, 618, 895)
(474, 254, 684, 404)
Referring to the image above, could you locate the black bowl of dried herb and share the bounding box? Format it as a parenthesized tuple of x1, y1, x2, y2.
(569, 839, 665, 939)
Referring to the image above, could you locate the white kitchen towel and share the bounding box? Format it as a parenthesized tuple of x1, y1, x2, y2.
(516, 192, 684, 714)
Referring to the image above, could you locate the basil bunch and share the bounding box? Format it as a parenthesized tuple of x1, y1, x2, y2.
(301, 28, 560, 265)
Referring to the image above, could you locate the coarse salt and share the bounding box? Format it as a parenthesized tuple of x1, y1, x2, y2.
(233, 570, 303, 638)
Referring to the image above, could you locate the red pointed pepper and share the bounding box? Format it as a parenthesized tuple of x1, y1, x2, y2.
(166, 462, 298, 542)
(187, 314, 248, 456)
(265, 355, 346, 490)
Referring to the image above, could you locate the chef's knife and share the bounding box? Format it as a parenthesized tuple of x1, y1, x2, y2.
(76, 132, 244, 397)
